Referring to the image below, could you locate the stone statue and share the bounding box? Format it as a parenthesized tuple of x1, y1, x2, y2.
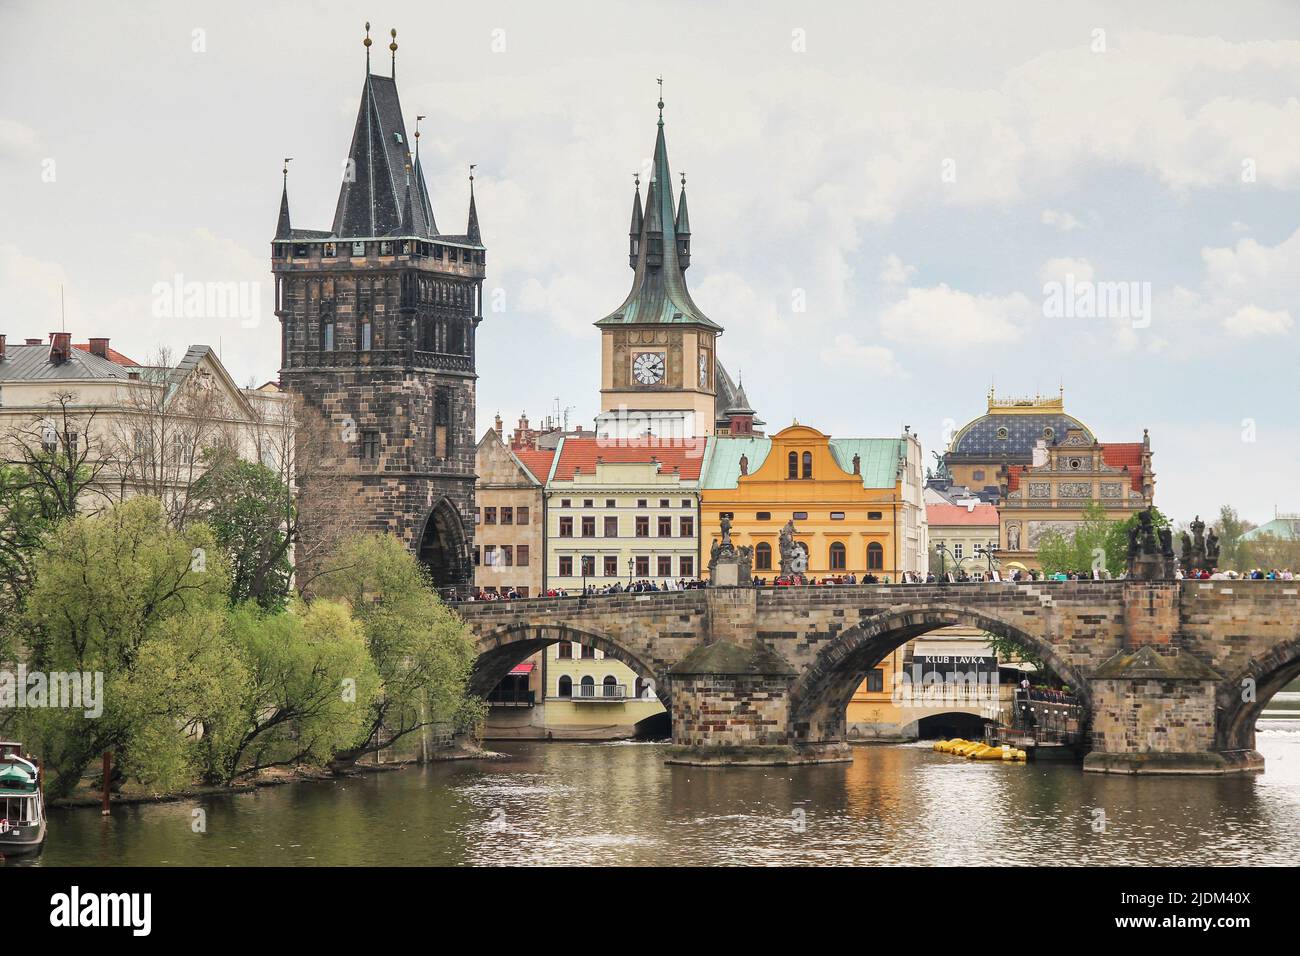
(1158, 527, 1173, 557)
(719, 513, 733, 550)
(779, 519, 798, 579)
(1127, 506, 1176, 580)
(1006, 523, 1021, 551)
(1206, 527, 1221, 567)
(1179, 531, 1192, 574)
(1126, 523, 1141, 559)
(1138, 508, 1157, 554)
(739, 453, 749, 476)
(1191, 515, 1206, 559)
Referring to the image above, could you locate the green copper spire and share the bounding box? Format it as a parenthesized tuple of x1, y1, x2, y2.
(596, 93, 719, 331)
(628, 174, 643, 268)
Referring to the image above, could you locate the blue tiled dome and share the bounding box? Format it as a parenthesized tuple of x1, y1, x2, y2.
(949, 413, 1093, 460)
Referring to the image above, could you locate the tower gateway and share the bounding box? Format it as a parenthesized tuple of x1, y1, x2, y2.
(596, 95, 755, 441)
(272, 26, 484, 592)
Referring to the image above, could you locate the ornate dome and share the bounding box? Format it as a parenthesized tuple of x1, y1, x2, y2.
(947, 391, 1093, 461)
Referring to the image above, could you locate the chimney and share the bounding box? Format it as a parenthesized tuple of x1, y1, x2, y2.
(49, 332, 72, 364)
(0, 335, 6, 361)
(88, 337, 110, 359)
(25, 338, 41, 345)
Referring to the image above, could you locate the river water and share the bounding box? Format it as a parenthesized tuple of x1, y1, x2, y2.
(21, 693, 1300, 867)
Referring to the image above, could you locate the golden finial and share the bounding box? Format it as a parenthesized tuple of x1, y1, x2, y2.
(415, 114, 425, 140)
(389, 28, 398, 77)
(363, 21, 372, 47)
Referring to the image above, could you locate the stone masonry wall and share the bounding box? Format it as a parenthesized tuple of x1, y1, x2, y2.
(671, 674, 793, 747)
(1089, 678, 1217, 755)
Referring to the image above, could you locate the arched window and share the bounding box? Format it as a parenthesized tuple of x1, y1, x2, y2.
(829, 542, 847, 570)
(322, 314, 335, 351)
(580, 675, 595, 698)
(788, 452, 798, 479)
(558, 675, 572, 698)
(802, 451, 813, 479)
(867, 541, 884, 570)
(755, 542, 773, 570)
(603, 675, 618, 698)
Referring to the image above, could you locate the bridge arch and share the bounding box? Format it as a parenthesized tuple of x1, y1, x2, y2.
(470, 622, 670, 708)
(788, 603, 1092, 745)
(1214, 634, 1300, 757)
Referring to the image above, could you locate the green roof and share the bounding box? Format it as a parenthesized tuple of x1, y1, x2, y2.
(700, 437, 901, 489)
(1240, 517, 1300, 542)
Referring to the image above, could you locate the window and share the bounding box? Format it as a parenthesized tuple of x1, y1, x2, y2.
(473, 546, 480, 566)
(322, 316, 335, 351)
(603, 555, 618, 577)
(679, 555, 694, 577)
(434, 390, 451, 459)
(867, 542, 884, 570)
(793, 511, 808, 521)
(659, 499, 670, 508)
(657, 516, 672, 537)
(830, 512, 845, 520)
(865, 669, 885, 693)
(972, 470, 985, 482)
(558, 555, 573, 576)
(517, 506, 530, 525)
(755, 542, 772, 570)
(379, 241, 393, 255)
(558, 642, 573, 659)
(351, 240, 365, 256)
(323, 242, 337, 257)
(501, 545, 514, 567)
(560, 499, 571, 508)
(359, 316, 372, 351)
(484, 507, 497, 525)
(657, 555, 672, 577)
(581, 516, 596, 537)
(635, 516, 650, 537)
(788, 451, 798, 479)
(635, 555, 650, 576)
(605, 499, 616, 509)
(362, 431, 380, 460)
(954, 543, 964, 560)
(604, 516, 618, 537)
(501, 507, 513, 525)
(802, 451, 813, 479)
(681, 499, 692, 508)
(558, 516, 573, 537)
(581, 645, 595, 660)
(867, 511, 883, 521)
(637, 499, 648, 508)
(583, 499, 594, 508)
(680, 516, 694, 537)
(581, 555, 596, 577)
(756, 511, 771, 521)
(829, 542, 847, 570)
(517, 545, 529, 567)
(996, 426, 1009, 440)
(558, 675, 572, 697)
(483, 545, 497, 566)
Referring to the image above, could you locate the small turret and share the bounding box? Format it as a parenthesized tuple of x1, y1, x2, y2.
(628, 175, 643, 268)
(675, 172, 691, 270)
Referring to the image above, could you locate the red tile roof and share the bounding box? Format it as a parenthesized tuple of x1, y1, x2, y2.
(550, 437, 707, 481)
(72, 344, 140, 367)
(513, 448, 556, 484)
(927, 502, 999, 527)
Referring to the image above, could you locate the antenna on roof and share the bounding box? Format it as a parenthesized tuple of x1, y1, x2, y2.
(60, 284, 65, 332)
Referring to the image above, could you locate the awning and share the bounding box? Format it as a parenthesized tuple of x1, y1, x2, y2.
(508, 663, 535, 675)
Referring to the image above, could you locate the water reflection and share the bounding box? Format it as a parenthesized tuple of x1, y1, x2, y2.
(22, 729, 1300, 867)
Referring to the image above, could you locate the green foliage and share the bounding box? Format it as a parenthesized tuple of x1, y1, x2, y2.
(193, 451, 295, 611)
(1104, 506, 1170, 575)
(311, 534, 480, 762)
(983, 631, 1044, 671)
(1035, 503, 1170, 577)
(1214, 505, 1255, 570)
(199, 600, 378, 783)
(17, 497, 232, 795)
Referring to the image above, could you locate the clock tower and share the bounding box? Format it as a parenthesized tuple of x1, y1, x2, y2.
(595, 95, 722, 440)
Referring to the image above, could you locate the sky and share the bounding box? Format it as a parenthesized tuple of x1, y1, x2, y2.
(3, 0, 1299, 526)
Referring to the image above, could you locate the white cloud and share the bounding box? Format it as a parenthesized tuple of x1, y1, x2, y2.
(818, 333, 904, 377)
(1041, 209, 1082, 231)
(1039, 257, 1094, 286)
(880, 254, 916, 286)
(1222, 304, 1293, 337)
(880, 284, 1033, 350)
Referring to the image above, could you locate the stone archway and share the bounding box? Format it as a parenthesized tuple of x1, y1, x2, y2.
(787, 604, 1092, 748)
(470, 623, 672, 710)
(417, 496, 469, 592)
(1214, 634, 1300, 764)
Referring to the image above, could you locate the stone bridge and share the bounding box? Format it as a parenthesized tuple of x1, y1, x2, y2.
(454, 580, 1300, 774)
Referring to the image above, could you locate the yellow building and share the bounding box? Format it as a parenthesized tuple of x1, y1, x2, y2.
(698, 425, 927, 581)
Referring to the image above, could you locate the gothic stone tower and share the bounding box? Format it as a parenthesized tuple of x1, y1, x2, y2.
(272, 28, 483, 592)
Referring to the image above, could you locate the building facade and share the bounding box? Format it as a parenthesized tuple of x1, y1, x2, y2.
(544, 437, 705, 590)
(272, 30, 483, 591)
(927, 501, 1001, 577)
(473, 429, 551, 598)
(699, 425, 928, 582)
(938, 390, 1154, 572)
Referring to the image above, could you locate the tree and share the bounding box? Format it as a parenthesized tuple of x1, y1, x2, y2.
(1238, 533, 1300, 574)
(16, 496, 232, 796)
(2, 391, 114, 519)
(1214, 505, 1255, 570)
(193, 450, 295, 610)
(310, 534, 482, 766)
(1104, 506, 1170, 575)
(1036, 502, 1115, 575)
(198, 601, 378, 784)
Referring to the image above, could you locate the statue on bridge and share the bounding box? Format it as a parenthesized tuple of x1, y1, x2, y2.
(1126, 505, 1176, 581)
(1180, 515, 1221, 576)
(708, 513, 753, 587)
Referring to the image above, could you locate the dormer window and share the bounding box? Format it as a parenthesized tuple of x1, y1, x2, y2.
(996, 426, 1009, 440)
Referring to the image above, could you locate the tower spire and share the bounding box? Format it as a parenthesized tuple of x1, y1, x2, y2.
(675, 171, 691, 269)
(276, 157, 293, 240)
(389, 28, 397, 78)
(628, 173, 643, 268)
(466, 164, 480, 244)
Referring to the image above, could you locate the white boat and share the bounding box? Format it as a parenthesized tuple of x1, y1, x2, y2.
(0, 742, 46, 858)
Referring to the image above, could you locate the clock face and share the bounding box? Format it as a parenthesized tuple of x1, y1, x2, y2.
(633, 351, 666, 385)
(699, 352, 709, 388)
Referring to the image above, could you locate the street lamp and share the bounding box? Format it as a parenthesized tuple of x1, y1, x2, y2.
(974, 542, 999, 578)
(627, 556, 633, 587)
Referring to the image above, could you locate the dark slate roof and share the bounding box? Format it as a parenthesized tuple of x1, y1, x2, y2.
(0, 344, 133, 382)
(331, 73, 436, 239)
(596, 107, 720, 331)
(714, 361, 763, 426)
(948, 412, 1093, 461)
